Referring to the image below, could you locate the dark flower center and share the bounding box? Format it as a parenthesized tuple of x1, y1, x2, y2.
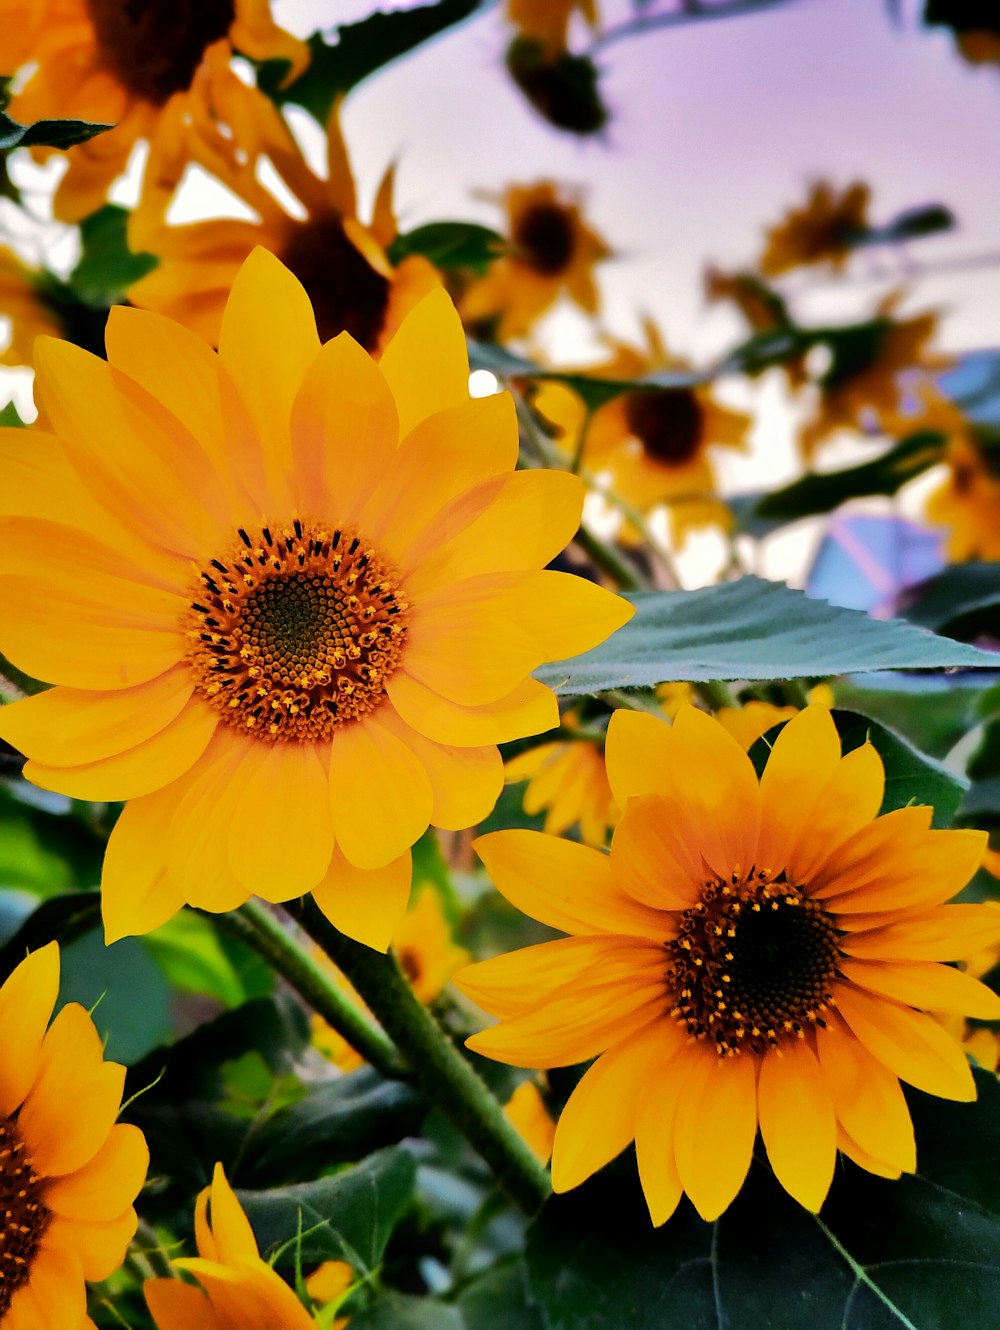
(85, 0, 235, 104)
(0, 1117, 50, 1316)
(624, 389, 705, 467)
(666, 872, 842, 1057)
(513, 203, 576, 276)
(281, 216, 392, 350)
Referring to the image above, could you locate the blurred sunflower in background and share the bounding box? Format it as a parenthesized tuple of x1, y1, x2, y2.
(505, 713, 617, 848)
(759, 180, 871, 276)
(926, 432, 1000, 561)
(0, 0, 307, 222)
(459, 705, 1000, 1223)
(0, 249, 62, 370)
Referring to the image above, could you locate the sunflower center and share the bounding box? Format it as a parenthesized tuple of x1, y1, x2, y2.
(0, 1118, 50, 1316)
(513, 203, 575, 276)
(281, 216, 392, 350)
(185, 522, 409, 742)
(85, 0, 235, 104)
(397, 946, 422, 985)
(624, 389, 704, 466)
(666, 872, 841, 1057)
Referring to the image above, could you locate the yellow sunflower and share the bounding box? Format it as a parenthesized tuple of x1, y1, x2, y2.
(505, 721, 617, 848)
(716, 684, 833, 751)
(759, 180, 870, 277)
(0, 942, 148, 1329)
(0, 248, 62, 369)
(504, 1080, 556, 1164)
(0, 249, 631, 949)
(0, 0, 307, 223)
(145, 1163, 322, 1330)
(128, 60, 439, 352)
(312, 886, 470, 1070)
(925, 432, 1000, 561)
(457, 704, 1000, 1223)
(460, 181, 608, 341)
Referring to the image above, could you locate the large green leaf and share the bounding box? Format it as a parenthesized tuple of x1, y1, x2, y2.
(902, 563, 1000, 635)
(0, 110, 111, 151)
(534, 578, 1000, 693)
(834, 676, 986, 759)
(526, 1069, 1000, 1329)
(69, 204, 156, 303)
(238, 1145, 417, 1274)
(257, 0, 485, 121)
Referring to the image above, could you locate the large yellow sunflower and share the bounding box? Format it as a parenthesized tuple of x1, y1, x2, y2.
(0, 943, 148, 1329)
(0, 0, 307, 223)
(458, 704, 1000, 1223)
(144, 1163, 324, 1330)
(128, 59, 439, 351)
(0, 248, 630, 948)
(460, 181, 608, 341)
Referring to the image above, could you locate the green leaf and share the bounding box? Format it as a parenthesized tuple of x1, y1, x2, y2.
(238, 1145, 417, 1274)
(458, 1258, 545, 1329)
(504, 40, 608, 137)
(534, 578, 1000, 694)
(258, 0, 484, 122)
(834, 675, 986, 759)
(69, 204, 157, 303)
(0, 110, 111, 151)
(852, 202, 955, 247)
(0, 401, 25, 428)
(141, 908, 263, 1008)
(0, 892, 101, 982)
(388, 222, 502, 275)
(350, 1293, 464, 1329)
(901, 563, 1000, 635)
(526, 1068, 1000, 1329)
(60, 930, 171, 1064)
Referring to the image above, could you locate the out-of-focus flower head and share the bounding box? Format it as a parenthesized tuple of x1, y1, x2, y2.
(0, 0, 307, 222)
(129, 64, 438, 352)
(924, 1, 1000, 66)
(505, 712, 618, 847)
(504, 1079, 556, 1164)
(759, 180, 870, 277)
(0, 248, 62, 369)
(506, 0, 598, 59)
(920, 394, 1000, 562)
(460, 181, 608, 341)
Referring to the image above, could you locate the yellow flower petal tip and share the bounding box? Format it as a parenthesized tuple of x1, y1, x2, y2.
(465, 707, 993, 1222)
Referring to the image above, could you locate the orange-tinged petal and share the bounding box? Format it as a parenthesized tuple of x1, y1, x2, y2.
(24, 696, 217, 800)
(378, 287, 469, 437)
(228, 740, 334, 896)
(206, 1164, 260, 1264)
(378, 707, 502, 831)
(634, 1039, 693, 1226)
(455, 935, 667, 1020)
(551, 1020, 666, 1192)
(289, 331, 398, 522)
(604, 709, 675, 808)
(786, 742, 884, 882)
(842, 904, 1000, 961)
(757, 706, 842, 874)
(823, 828, 986, 914)
(45, 1124, 148, 1222)
(386, 671, 558, 747)
(145, 1279, 217, 1330)
(835, 985, 976, 1101)
(611, 795, 702, 911)
(5, 1282, 48, 1330)
(815, 1015, 916, 1173)
(18, 1004, 125, 1177)
(757, 1039, 836, 1212)
(474, 829, 668, 939)
(102, 786, 191, 943)
(19, 1242, 85, 1329)
(495, 569, 634, 666)
(311, 847, 412, 952)
(836, 1125, 903, 1180)
(49, 1206, 138, 1281)
(329, 714, 433, 868)
(674, 1047, 757, 1221)
(0, 514, 186, 599)
(808, 805, 934, 900)
(840, 958, 1000, 1019)
(0, 665, 193, 766)
(0, 943, 59, 1118)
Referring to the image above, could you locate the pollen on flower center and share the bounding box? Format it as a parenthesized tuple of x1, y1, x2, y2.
(281, 216, 392, 350)
(513, 202, 575, 275)
(666, 871, 842, 1057)
(185, 521, 410, 742)
(624, 388, 704, 466)
(0, 1118, 50, 1315)
(84, 0, 236, 104)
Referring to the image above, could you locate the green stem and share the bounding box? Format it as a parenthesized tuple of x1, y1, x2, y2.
(284, 897, 551, 1216)
(693, 679, 738, 711)
(222, 902, 404, 1081)
(573, 524, 645, 591)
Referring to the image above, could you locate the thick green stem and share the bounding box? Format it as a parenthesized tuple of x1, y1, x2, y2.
(222, 901, 403, 1081)
(284, 897, 551, 1216)
(573, 525, 645, 591)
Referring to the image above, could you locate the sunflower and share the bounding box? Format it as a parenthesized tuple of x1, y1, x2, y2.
(0, 249, 631, 948)
(0, 248, 62, 369)
(144, 1163, 322, 1330)
(759, 180, 870, 277)
(312, 886, 470, 1070)
(128, 60, 439, 351)
(457, 704, 1000, 1223)
(716, 684, 833, 751)
(925, 432, 1000, 561)
(505, 719, 617, 848)
(0, 942, 148, 1329)
(1, 0, 307, 223)
(460, 182, 608, 341)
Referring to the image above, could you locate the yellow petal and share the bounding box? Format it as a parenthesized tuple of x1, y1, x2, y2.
(311, 847, 412, 952)
(842, 904, 1000, 961)
(674, 1047, 758, 1221)
(386, 671, 558, 747)
(494, 569, 635, 666)
(756, 706, 842, 874)
(377, 707, 502, 831)
(757, 1038, 837, 1212)
(633, 1039, 694, 1226)
(207, 1163, 261, 1263)
(823, 828, 986, 914)
(144, 1279, 215, 1330)
(45, 1124, 148, 1221)
(807, 804, 933, 900)
(815, 1015, 916, 1173)
(836, 1125, 903, 1181)
(50, 1206, 138, 1282)
(610, 795, 702, 911)
(0, 943, 59, 1118)
(329, 714, 433, 869)
(840, 958, 1000, 1019)
(378, 287, 469, 436)
(786, 743, 885, 883)
(102, 787, 191, 943)
(604, 709, 674, 808)
(18, 1242, 85, 1329)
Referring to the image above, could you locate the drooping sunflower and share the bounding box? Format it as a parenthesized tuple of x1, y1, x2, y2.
(0, 943, 148, 1329)
(759, 180, 870, 277)
(144, 1164, 323, 1330)
(128, 59, 439, 351)
(0, 249, 631, 948)
(460, 181, 608, 341)
(458, 704, 1000, 1223)
(0, 0, 307, 222)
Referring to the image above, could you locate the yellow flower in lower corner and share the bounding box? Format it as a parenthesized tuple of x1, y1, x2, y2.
(0, 249, 632, 950)
(457, 705, 1000, 1224)
(145, 1164, 324, 1330)
(0, 943, 148, 1329)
